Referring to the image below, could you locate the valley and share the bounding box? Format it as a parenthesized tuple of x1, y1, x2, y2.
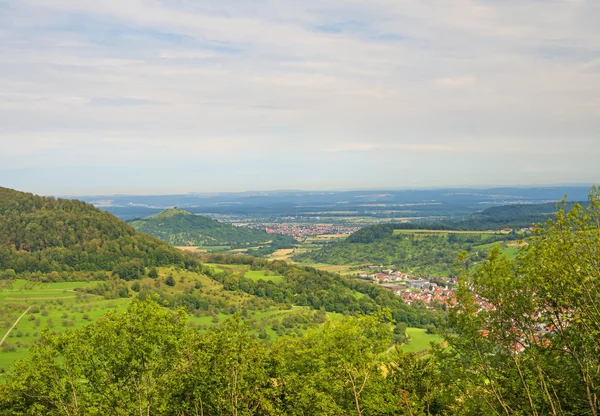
(1, 185, 599, 415)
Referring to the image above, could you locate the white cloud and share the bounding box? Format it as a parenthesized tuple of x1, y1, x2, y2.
(434, 76, 476, 88)
(1, 0, 599, 192)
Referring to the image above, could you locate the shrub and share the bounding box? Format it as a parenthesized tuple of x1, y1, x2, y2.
(165, 275, 176, 287)
(2, 343, 16, 352)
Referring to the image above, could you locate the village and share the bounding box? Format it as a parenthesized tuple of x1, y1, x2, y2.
(260, 223, 361, 239)
(355, 267, 460, 309)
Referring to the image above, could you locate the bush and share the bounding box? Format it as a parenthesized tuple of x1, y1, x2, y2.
(148, 267, 159, 279)
(1, 343, 16, 352)
(113, 260, 145, 281)
(165, 275, 176, 287)
(1, 269, 16, 279)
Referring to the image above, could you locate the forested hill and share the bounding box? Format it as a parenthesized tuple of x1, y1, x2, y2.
(129, 208, 296, 249)
(0, 187, 193, 273)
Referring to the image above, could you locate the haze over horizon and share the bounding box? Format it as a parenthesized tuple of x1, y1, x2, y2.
(2, 0, 599, 195)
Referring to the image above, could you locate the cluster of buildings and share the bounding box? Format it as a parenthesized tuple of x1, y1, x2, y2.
(259, 224, 361, 239)
(398, 284, 456, 308)
(358, 268, 458, 309)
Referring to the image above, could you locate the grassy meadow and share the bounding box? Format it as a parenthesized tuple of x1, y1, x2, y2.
(401, 328, 444, 353)
(0, 280, 131, 373)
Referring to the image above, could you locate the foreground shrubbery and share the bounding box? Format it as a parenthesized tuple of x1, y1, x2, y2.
(0, 299, 454, 415)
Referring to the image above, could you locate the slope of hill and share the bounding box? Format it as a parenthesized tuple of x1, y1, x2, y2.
(0, 187, 194, 273)
(129, 208, 295, 250)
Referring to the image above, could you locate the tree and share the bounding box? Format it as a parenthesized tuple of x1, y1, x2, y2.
(112, 259, 145, 280)
(444, 187, 600, 415)
(165, 274, 176, 287)
(148, 267, 159, 278)
(0, 300, 193, 415)
(271, 313, 394, 415)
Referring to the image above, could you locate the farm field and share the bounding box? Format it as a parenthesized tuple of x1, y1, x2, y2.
(472, 240, 527, 260)
(0, 267, 255, 374)
(176, 245, 232, 253)
(392, 229, 506, 235)
(269, 248, 295, 261)
(401, 327, 444, 353)
(0, 280, 131, 373)
(244, 270, 285, 282)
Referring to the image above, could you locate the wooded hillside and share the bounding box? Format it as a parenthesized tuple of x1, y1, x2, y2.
(0, 187, 194, 273)
(129, 208, 295, 252)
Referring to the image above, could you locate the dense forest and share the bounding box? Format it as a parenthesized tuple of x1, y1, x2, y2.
(129, 208, 295, 252)
(0, 187, 194, 273)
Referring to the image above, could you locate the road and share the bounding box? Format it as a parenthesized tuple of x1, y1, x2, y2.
(0, 306, 32, 347)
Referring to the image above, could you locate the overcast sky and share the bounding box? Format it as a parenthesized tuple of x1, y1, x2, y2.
(1, 0, 599, 195)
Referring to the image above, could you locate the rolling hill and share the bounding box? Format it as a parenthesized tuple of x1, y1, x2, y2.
(129, 208, 296, 250)
(0, 187, 194, 273)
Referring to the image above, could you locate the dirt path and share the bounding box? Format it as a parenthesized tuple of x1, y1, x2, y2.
(0, 306, 32, 347)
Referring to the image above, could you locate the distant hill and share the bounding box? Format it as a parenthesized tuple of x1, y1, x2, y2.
(129, 208, 296, 251)
(0, 187, 194, 273)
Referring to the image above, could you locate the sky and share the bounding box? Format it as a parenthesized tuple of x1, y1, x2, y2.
(1, 0, 599, 195)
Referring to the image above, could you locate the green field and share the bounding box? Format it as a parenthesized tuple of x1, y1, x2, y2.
(0, 265, 339, 374)
(0, 281, 131, 372)
(400, 328, 444, 353)
(472, 241, 526, 260)
(243, 270, 285, 282)
(0, 269, 254, 373)
(392, 229, 505, 235)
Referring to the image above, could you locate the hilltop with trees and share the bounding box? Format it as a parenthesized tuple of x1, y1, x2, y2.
(0, 187, 194, 274)
(129, 208, 295, 254)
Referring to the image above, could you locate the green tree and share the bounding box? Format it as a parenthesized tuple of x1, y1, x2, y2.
(165, 274, 176, 287)
(0, 300, 193, 415)
(148, 266, 159, 278)
(271, 313, 393, 415)
(444, 187, 600, 415)
(112, 259, 145, 280)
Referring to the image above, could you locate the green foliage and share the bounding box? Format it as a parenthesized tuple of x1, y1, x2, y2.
(0, 299, 451, 416)
(148, 266, 159, 278)
(112, 259, 145, 280)
(129, 208, 295, 252)
(444, 187, 600, 415)
(0, 187, 196, 274)
(204, 254, 441, 327)
(165, 274, 176, 287)
(294, 230, 496, 276)
(271, 314, 395, 415)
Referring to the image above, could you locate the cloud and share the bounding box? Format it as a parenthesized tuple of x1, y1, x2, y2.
(434, 76, 476, 88)
(0, 0, 599, 192)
